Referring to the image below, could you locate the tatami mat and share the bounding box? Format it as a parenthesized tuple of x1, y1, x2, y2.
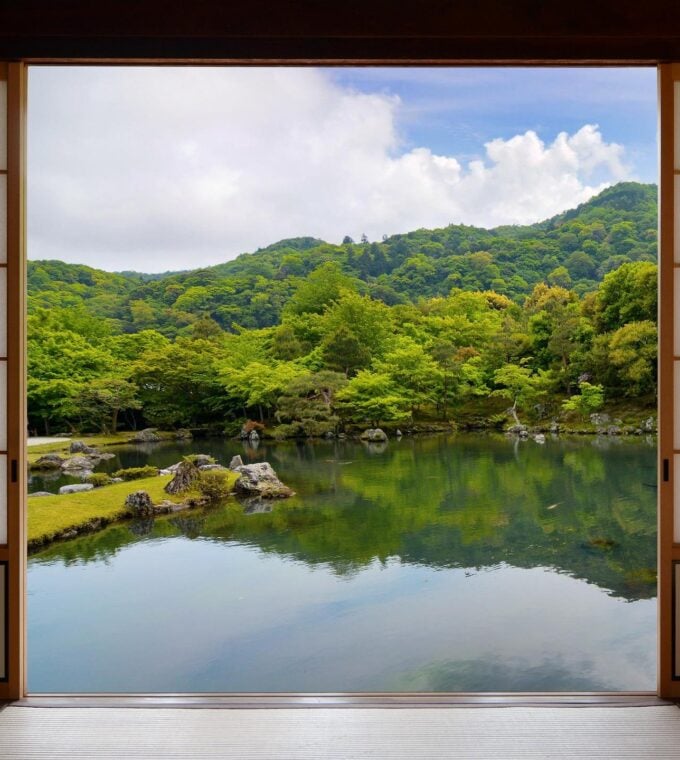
(1, 705, 680, 759)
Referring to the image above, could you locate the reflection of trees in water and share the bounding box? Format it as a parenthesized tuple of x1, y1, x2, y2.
(31, 435, 656, 601)
(392, 654, 613, 692)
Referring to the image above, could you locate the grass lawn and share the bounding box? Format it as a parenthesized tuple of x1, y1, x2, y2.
(28, 471, 239, 546)
(27, 432, 137, 465)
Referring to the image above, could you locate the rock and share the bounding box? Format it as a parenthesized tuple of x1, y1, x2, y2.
(29, 491, 54, 497)
(337, 433, 347, 439)
(395, 429, 403, 437)
(549, 421, 559, 433)
(69, 440, 97, 454)
(360, 428, 388, 442)
(229, 455, 244, 470)
(234, 462, 294, 498)
(111, 477, 124, 483)
(132, 428, 161, 443)
(590, 412, 610, 426)
(199, 464, 225, 471)
(642, 417, 656, 433)
(125, 490, 155, 517)
(506, 424, 528, 437)
(533, 434, 546, 444)
(323, 431, 335, 439)
(164, 460, 200, 495)
(61, 456, 95, 471)
(248, 430, 260, 443)
(242, 498, 273, 514)
(607, 425, 622, 436)
(97, 452, 116, 461)
(159, 468, 173, 476)
(33, 453, 64, 470)
(191, 454, 214, 467)
(174, 429, 193, 439)
(58, 483, 94, 494)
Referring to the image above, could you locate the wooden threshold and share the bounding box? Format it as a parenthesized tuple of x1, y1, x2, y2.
(4, 692, 671, 709)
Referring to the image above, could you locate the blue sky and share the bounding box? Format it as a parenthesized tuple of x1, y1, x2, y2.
(331, 68, 658, 182)
(28, 67, 658, 272)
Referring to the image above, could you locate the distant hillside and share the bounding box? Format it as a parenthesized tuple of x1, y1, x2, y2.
(28, 181, 657, 336)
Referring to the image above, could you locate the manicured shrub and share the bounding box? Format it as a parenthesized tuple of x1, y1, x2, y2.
(112, 465, 159, 481)
(85, 472, 113, 488)
(197, 470, 232, 501)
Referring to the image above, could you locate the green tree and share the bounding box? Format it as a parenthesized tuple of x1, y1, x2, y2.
(336, 371, 411, 427)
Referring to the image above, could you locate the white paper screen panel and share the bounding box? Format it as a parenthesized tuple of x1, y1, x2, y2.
(0, 78, 5, 172)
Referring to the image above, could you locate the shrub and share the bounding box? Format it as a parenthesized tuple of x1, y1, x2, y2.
(184, 454, 216, 466)
(197, 470, 232, 501)
(112, 465, 159, 481)
(86, 472, 113, 488)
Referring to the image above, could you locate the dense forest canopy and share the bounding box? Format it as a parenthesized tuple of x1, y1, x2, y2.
(28, 181, 658, 435)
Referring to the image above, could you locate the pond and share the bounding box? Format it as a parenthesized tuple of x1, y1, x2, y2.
(27, 433, 657, 692)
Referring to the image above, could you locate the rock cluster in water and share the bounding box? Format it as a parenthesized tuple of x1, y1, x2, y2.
(233, 462, 294, 499)
(360, 428, 388, 442)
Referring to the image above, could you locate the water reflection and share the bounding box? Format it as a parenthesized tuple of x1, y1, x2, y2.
(28, 434, 657, 692)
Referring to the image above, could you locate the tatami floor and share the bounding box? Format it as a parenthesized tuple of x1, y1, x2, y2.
(1, 703, 680, 759)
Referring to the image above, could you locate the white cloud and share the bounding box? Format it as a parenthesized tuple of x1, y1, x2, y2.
(28, 67, 632, 272)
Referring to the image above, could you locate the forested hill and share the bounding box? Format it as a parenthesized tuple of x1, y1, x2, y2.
(28, 181, 656, 336)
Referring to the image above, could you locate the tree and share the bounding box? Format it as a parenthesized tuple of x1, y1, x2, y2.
(562, 382, 604, 419)
(375, 337, 442, 418)
(596, 261, 657, 332)
(276, 371, 347, 436)
(492, 364, 551, 425)
(336, 371, 411, 427)
(320, 325, 371, 376)
(606, 320, 657, 396)
(77, 377, 142, 433)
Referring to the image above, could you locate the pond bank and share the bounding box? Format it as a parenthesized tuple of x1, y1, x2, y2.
(27, 471, 239, 550)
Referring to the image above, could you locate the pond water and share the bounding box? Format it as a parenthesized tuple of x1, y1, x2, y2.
(28, 433, 657, 693)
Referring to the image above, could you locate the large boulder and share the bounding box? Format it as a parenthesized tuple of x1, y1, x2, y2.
(234, 462, 293, 498)
(61, 456, 95, 471)
(164, 460, 200, 495)
(125, 490, 155, 517)
(132, 428, 161, 443)
(360, 428, 388, 442)
(69, 440, 97, 455)
(174, 429, 193, 440)
(229, 455, 244, 470)
(29, 491, 55, 497)
(642, 416, 657, 433)
(58, 483, 94, 495)
(590, 413, 610, 426)
(33, 453, 64, 470)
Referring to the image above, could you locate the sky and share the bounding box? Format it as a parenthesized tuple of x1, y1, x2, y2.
(27, 67, 657, 273)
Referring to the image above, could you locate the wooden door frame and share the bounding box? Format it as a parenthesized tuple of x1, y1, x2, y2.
(0, 55, 672, 701)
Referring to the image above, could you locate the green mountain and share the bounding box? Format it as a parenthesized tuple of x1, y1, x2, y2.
(28, 182, 657, 336)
